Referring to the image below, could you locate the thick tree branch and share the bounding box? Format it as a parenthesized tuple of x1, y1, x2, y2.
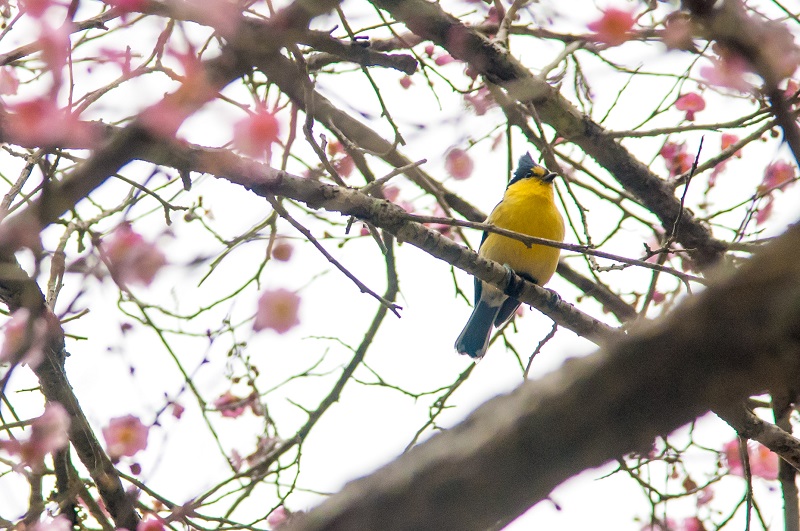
(246, 50, 636, 322)
(717, 403, 800, 474)
(555, 261, 638, 323)
(248, 50, 487, 228)
(200, 156, 618, 344)
(0, 149, 618, 526)
(0, 43, 633, 327)
(284, 220, 800, 531)
(301, 31, 418, 74)
(0, 0, 343, 255)
(0, 1, 345, 526)
(0, 261, 139, 530)
(369, 0, 727, 268)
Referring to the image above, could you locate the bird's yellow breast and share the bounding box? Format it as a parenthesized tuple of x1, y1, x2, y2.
(479, 177, 565, 285)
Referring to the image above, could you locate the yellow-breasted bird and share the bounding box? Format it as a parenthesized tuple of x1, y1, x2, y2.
(455, 153, 565, 359)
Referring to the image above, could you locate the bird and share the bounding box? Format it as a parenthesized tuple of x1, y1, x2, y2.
(455, 153, 565, 359)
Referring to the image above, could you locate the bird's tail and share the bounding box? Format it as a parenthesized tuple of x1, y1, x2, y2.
(455, 300, 501, 359)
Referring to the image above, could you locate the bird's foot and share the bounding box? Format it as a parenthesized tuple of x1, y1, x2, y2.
(503, 264, 526, 298)
(546, 289, 562, 310)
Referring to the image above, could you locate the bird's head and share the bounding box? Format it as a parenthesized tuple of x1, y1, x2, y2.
(509, 152, 557, 186)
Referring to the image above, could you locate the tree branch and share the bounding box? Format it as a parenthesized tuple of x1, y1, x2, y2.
(0, 260, 139, 530)
(284, 219, 800, 531)
(369, 0, 727, 268)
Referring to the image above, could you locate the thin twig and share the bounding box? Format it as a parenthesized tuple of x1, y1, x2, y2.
(267, 196, 402, 316)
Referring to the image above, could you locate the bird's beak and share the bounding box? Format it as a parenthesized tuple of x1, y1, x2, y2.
(544, 172, 557, 182)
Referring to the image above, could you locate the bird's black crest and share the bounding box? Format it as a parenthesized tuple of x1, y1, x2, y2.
(509, 152, 550, 186)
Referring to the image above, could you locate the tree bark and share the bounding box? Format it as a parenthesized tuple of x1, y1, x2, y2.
(287, 221, 800, 531)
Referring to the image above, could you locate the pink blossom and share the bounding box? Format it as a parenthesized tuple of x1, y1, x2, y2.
(98, 47, 134, 76)
(708, 133, 742, 186)
(139, 99, 191, 139)
(681, 517, 704, 531)
(140, 50, 215, 139)
(425, 204, 456, 241)
(483, 6, 501, 26)
(399, 75, 412, 89)
(723, 439, 778, 480)
(233, 108, 281, 159)
(102, 415, 149, 459)
(244, 435, 279, 467)
(750, 443, 779, 480)
(102, 224, 167, 286)
(0, 308, 49, 368)
(397, 200, 415, 213)
(0, 403, 70, 469)
(464, 86, 495, 116)
(760, 160, 795, 192)
(651, 291, 665, 305)
(675, 93, 705, 121)
(434, 54, 455, 66)
(333, 155, 354, 178)
(701, 54, 753, 93)
(267, 506, 290, 528)
(38, 21, 72, 87)
(326, 141, 344, 156)
(27, 403, 70, 462)
(104, 0, 147, 14)
(0, 66, 19, 95)
(444, 148, 474, 180)
(756, 196, 774, 225)
(720, 133, 741, 156)
(4, 97, 96, 148)
(230, 448, 244, 471)
(641, 518, 678, 531)
(642, 518, 702, 531)
(170, 402, 185, 419)
(708, 160, 727, 188)
(253, 289, 300, 334)
(31, 515, 72, 531)
(491, 132, 504, 151)
(213, 391, 247, 418)
(30, 402, 70, 456)
(20, 0, 57, 18)
(328, 141, 354, 178)
(167, 46, 210, 89)
(382, 185, 400, 202)
(659, 142, 693, 177)
(784, 79, 799, 99)
(137, 517, 164, 531)
(587, 8, 636, 47)
(271, 240, 293, 262)
(697, 486, 714, 506)
(659, 142, 681, 161)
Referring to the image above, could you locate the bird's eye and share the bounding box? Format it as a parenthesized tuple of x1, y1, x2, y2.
(531, 165, 547, 178)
